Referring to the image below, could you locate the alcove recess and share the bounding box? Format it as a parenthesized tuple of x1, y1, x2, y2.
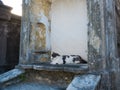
(19, 0, 89, 73)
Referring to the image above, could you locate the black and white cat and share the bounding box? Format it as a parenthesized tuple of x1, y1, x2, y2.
(51, 52, 87, 64)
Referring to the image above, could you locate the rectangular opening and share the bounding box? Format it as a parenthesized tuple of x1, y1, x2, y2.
(50, 0, 88, 64)
(25, 0, 88, 66)
(20, 0, 89, 72)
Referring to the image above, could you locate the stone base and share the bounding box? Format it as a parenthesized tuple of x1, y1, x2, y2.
(67, 74, 101, 90)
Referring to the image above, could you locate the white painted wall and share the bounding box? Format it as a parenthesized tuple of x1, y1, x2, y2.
(51, 0, 88, 60)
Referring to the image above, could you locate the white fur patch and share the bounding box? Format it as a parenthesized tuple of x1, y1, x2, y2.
(51, 55, 82, 64)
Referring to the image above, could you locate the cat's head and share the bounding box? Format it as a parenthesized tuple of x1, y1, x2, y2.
(51, 52, 60, 58)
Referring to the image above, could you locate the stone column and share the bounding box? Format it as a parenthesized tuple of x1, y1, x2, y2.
(87, 0, 117, 73)
(87, 0, 119, 89)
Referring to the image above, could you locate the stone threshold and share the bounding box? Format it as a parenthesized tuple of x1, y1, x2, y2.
(17, 63, 89, 73)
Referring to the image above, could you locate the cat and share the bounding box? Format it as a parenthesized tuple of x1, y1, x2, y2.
(51, 52, 87, 64)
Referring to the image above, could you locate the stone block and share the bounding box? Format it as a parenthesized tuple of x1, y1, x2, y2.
(67, 74, 101, 90)
(0, 69, 25, 83)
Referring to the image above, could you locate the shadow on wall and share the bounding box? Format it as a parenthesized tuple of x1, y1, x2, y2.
(0, 2, 21, 74)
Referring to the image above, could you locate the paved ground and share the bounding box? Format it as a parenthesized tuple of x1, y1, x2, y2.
(1, 82, 65, 90)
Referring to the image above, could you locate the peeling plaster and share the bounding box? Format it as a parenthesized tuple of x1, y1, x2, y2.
(38, 12, 51, 51)
(28, 0, 51, 51)
(90, 30, 101, 53)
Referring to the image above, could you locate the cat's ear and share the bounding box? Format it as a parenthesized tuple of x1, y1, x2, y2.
(51, 52, 60, 58)
(78, 55, 87, 63)
(52, 52, 60, 55)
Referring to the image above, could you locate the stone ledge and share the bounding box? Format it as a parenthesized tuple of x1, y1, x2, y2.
(18, 64, 88, 73)
(0, 69, 25, 83)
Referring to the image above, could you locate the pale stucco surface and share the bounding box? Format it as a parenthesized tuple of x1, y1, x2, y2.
(51, 0, 88, 60)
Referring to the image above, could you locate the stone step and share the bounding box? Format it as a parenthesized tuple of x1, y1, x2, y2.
(0, 69, 25, 83)
(66, 74, 101, 90)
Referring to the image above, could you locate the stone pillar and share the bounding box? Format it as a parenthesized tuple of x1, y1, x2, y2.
(0, 1, 12, 73)
(87, 0, 119, 89)
(87, 0, 117, 72)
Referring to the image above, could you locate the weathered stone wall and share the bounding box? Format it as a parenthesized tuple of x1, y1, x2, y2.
(20, 0, 51, 64)
(116, 0, 120, 57)
(6, 14, 21, 70)
(29, 0, 51, 50)
(0, 3, 21, 74)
